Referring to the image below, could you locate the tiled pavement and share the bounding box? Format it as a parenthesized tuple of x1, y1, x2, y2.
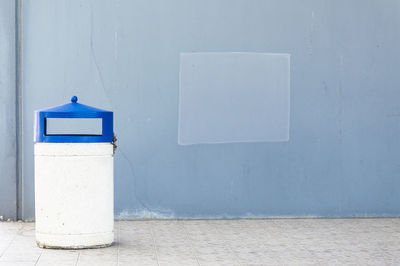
(0, 218, 400, 265)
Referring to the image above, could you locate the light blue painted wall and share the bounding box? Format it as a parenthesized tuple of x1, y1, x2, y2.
(21, 0, 400, 220)
(0, 0, 17, 220)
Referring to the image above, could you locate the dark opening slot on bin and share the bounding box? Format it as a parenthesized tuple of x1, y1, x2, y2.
(44, 118, 103, 136)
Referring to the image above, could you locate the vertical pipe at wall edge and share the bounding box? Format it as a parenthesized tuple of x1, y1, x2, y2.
(15, 0, 23, 220)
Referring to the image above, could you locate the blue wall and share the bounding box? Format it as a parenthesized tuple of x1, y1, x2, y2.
(21, 0, 400, 220)
(0, 0, 17, 220)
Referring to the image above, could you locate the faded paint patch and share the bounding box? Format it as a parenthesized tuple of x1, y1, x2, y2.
(178, 52, 290, 145)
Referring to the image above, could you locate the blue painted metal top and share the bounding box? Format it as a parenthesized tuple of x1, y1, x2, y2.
(34, 96, 113, 143)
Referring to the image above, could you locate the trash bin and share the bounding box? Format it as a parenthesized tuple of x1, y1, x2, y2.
(34, 96, 114, 249)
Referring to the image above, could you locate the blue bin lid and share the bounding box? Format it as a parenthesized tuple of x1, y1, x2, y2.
(34, 96, 113, 143)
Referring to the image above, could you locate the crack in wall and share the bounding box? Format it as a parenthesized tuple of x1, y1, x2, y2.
(89, 1, 113, 109)
(118, 147, 156, 217)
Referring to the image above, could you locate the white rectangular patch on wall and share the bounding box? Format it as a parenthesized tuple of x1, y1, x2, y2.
(178, 52, 290, 145)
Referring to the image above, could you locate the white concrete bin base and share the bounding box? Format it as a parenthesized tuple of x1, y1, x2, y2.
(34, 143, 114, 249)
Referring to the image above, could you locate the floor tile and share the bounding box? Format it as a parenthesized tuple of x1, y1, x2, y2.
(0, 219, 399, 265)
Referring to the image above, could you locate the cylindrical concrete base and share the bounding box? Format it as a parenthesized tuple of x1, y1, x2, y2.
(34, 143, 114, 249)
